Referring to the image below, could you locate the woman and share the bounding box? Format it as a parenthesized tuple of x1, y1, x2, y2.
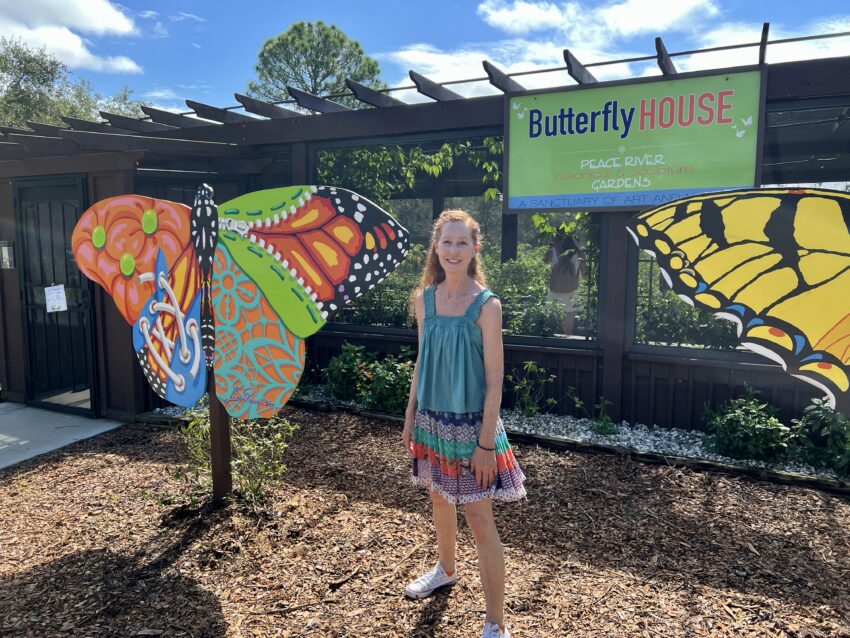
(402, 210, 526, 638)
(543, 232, 584, 335)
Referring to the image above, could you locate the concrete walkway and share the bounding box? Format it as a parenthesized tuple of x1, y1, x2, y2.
(0, 402, 122, 470)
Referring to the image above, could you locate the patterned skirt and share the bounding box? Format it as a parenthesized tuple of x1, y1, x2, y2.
(411, 409, 527, 505)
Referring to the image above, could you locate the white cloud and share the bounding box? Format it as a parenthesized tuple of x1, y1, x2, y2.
(600, 0, 718, 37)
(0, 0, 142, 73)
(0, 18, 142, 73)
(138, 10, 158, 19)
(382, 3, 850, 102)
(381, 39, 639, 102)
(677, 18, 850, 71)
(192, 42, 202, 49)
(144, 88, 180, 101)
(477, 1, 573, 34)
(170, 12, 205, 23)
(177, 82, 214, 92)
(152, 21, 168, 38)
(0, 0, 136, 35)
(477, 0, 718, 48)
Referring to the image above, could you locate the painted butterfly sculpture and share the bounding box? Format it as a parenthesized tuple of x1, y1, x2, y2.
(626, 187, 850, 413)
(72, 185, 410, 418)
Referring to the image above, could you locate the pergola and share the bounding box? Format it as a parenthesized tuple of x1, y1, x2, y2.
(0, 27, 848, 450)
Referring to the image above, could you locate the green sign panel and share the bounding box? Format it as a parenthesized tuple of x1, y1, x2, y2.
(506, 69, 764, 211)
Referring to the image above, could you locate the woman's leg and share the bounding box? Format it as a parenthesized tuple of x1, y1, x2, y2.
(464, 498, 505, 628)
(431, 490, 457, 574)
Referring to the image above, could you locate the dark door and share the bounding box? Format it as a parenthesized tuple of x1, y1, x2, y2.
(15, 176, 95, 415)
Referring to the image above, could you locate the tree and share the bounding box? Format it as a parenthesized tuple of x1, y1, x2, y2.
(0, 37, 147, 128)
(247, 21, 383, 108)
(0, 37, 64, 126)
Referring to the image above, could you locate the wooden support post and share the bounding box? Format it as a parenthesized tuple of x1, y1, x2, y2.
(599, 211, 630, 420)
(432, 181, 445, 220)
(501, 213, 517, 262)
(208, 381, 232, 505)
(292, 142, 309, 184)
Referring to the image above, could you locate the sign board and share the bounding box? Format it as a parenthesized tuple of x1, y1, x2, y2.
(45, 284, 67, 313)
(0, 242, 13, 269)
(505, 68, 765, 212)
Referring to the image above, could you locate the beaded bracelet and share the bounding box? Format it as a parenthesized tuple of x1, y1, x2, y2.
(477, 442, 495, 452)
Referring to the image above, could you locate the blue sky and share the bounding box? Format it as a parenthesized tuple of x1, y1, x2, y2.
(3, 0, 850, 113)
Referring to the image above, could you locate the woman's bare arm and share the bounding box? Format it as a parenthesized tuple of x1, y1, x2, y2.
(477, 297, 504, 447)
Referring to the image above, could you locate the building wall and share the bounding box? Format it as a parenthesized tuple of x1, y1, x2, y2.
(0, 169, 147, 420)
(0, 179, 25, 402)
(88, 170, 146, 421)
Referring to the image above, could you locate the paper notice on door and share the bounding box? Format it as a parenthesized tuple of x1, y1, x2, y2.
(45, 284, 68, 313)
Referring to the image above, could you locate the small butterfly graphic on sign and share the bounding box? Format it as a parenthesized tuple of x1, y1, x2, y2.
(72, 185, 410, 419)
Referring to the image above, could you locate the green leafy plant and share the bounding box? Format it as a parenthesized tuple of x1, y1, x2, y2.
(230, 415, 298, 509)
(506, 361, 557, 417)
(356, 347, 416, 415)
(507, 300, 565, 338)
(792, 398, 850, 477)
(176, 409, 298, 510)
(323, 343, 374, 401)
(592, 398, 617, 435)
(566, 387, 617, 435)
(704, 388, 791, 461)
(339, 244, 427, 328)
(635, 258, 739, 350)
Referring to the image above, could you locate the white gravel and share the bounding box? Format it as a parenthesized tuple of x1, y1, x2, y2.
(501, 411, 837, 479)
(298, 384, 838, 480)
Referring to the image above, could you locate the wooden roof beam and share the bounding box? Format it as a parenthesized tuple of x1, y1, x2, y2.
(759, 22, 770, 64)
(6, 134, 80, 156)
(146, 157, 273, 174)
(235, 93, 305, 119)
(186, 100, 258, 124)
(287, 86, 352, 113)
(100, 111, 176, 133)
(60, 129, 246, 157)
(345, 79, 405, 107)
(482, 60, 525, 93)
(563, 50, 597, 84)
(0, 142, 24, 160)
(61, 116, 135, 134)
(26, 121, 68, 137)
(409, 70, 464, 101)
(655, 37, 677, 76)
(142, 106, 214, 128)
(0, 126, 33, 137)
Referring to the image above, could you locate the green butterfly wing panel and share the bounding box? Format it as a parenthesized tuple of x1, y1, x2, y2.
(212, 185, 410, 417)
(217, 185, 410, 339)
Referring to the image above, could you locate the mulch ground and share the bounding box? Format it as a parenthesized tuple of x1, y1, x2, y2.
(1, 406, 849, 638)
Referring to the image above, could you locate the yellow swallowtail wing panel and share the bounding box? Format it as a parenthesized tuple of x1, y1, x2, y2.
(627, 188, 850, 412)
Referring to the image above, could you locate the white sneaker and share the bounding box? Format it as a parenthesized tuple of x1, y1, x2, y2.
(482, 622, 511, 638)
(403, 563, 458, 599)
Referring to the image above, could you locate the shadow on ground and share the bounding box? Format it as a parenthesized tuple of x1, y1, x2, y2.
(0, 503, 227, 637)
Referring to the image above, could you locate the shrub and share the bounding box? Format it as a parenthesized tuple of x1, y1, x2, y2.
(792, 398, 850, 477)
(340, 243, 426, 328)
(566, 387, 618, 435)
(177, 409, 298, 509)
(506, 300, 565, 337)
(356, 348, 415, 415)
(323, 343, 374, 401)
(705, 388, 791, 461)
(506, 361, 557, 417)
